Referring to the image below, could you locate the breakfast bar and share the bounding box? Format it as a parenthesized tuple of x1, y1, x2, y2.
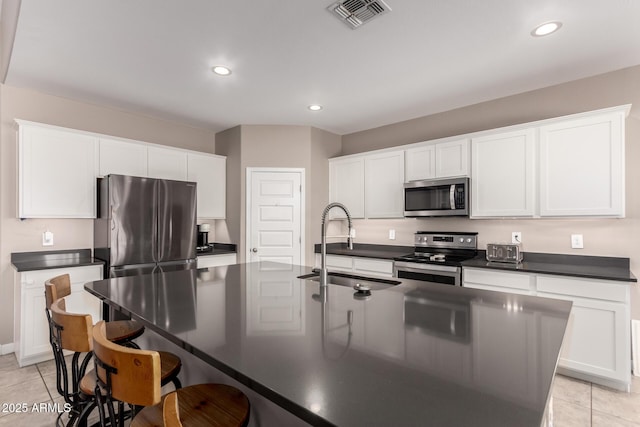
(85, 261, 572, 427)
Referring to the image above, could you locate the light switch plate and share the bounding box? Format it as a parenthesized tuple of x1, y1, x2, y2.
(389, 229, 396, 240)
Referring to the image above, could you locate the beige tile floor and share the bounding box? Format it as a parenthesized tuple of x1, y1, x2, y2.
(2, 352, 640, 426)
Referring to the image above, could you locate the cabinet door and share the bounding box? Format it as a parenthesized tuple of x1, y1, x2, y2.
(148, 146, 188, 181)
(539, 111, 625, 217)
(471, 128, 536, 217)
(538, 292, 629, 383)
(187, 153, 226, 219)
(365, 150, 405, 218)
(21, 286, 50, 360)
(99, 138, 148, 177)
(19, 124, 97, 218)
(329, 157, 365, 219)
(435, 139, 469, 178)
(405, 145, 435, 181)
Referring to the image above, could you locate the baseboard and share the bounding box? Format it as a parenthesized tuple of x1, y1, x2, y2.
(0, 342, 15, 355)
(633, 320, 640, 377)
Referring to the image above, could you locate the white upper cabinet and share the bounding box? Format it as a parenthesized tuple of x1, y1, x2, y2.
(187, 152, 226, 219)
(18, 121, 97, 218)
(471, 128, 536, 218)
(405, 145, 435, 181)
(405, 139, 469, 181)
(148, 145, 188, 181)
(365, 150, 405, 218)
(435, 139, 470, 178)
(538, 110, 625, 217)
(98, 137, 148, 178)
(329, 156, 365, 219)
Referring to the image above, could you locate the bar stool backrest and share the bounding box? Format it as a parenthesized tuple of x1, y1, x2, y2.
(92, 321, 161, 407)
(162, 392, 183, 427)
(45, 274, 72, 310)
(50, 298, 93, 353)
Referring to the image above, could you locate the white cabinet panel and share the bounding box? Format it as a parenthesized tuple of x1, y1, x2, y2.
(18, 122, 97, 218)
(197, 253, 237, 269)
(99, 137, 148, 177)
(463, 268, 534, 294)
(405, 139, 469, 182)
(405, 145, 435, 181)
(365, 150, 405, 218)
(435, 139, 469, 178)
(148, 146, 188, 181)
(539, 292, 629, 383)
(329, 157, 365, 219)
(471, 128, 536, 217)
(539, 111, 625, 217)
(15, 265, 103, 367)
(187, 153, 226, 219)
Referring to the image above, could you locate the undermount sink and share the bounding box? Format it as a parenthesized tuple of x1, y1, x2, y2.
(297, 271, 400, 291)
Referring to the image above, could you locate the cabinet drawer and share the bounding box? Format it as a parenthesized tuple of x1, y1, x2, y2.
(326, 255, 354, 271)
(353, 258, 393, 276)
(22, 265, 103, 288)
(463, 268, 533, 291)
(536, 275, 628, 302)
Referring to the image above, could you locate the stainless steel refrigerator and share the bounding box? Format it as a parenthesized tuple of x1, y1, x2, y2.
(94, 174, 197, 278)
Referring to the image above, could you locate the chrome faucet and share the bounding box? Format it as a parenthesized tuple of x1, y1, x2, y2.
(320, 202, 353, 286)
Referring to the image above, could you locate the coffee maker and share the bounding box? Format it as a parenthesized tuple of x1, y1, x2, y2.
(197, 223, 210, 250)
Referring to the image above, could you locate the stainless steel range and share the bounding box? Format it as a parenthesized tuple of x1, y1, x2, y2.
(394, 231, 478, 286)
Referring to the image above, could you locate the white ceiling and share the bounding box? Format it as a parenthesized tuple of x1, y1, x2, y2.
(5, 0, 640, 135)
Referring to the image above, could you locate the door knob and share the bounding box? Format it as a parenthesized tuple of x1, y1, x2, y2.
(252, 248, 258, 253)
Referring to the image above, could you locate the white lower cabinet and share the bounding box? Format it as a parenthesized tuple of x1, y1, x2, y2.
(314, 254, 394, 278)
(14, 265, 103, 367)
(463, 267, 631, 390)
(196, 253, 237, 269)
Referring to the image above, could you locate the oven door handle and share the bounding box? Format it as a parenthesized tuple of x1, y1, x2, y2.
(394, 262, 460, 275)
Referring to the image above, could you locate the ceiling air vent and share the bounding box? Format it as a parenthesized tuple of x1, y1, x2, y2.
(328, 0, 392, 29)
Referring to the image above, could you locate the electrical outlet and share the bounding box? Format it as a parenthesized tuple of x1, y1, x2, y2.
(42, 231, 54, 246)
(571, 234, 584, 249)
(350, 228, 356, 239)
(512, 231, 522, 244)
(389, 229, 396, 240)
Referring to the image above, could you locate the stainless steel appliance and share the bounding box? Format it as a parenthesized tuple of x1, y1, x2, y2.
(486, 243, 523, 263)
(394, 231, 478, 286)
(404, 177, 469, 217)
(94, 174, 198, 278)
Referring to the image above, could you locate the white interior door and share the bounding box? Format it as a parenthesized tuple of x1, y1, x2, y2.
(247, 169, 304, 265)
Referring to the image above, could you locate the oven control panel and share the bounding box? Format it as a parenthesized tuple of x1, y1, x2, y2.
(414, 232, 478, 250)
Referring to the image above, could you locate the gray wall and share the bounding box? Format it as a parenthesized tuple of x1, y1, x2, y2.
(215, 125, 340, 266)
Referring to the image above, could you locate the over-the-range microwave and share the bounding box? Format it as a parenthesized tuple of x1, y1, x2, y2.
(404, 177, 469, 217)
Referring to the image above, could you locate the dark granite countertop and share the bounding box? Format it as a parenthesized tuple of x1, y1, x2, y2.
(196, 242, 237, 256)
(85, 262, 571, 427)
(11, 249, 104, 272)
(314, 242, 413, 259)
(462, 251, 637, 283)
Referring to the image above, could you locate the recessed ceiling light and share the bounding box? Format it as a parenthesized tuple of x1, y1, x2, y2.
(531, 21, 562, 37)
(308, 105, 323, 111)
(212, 66, 232, 76)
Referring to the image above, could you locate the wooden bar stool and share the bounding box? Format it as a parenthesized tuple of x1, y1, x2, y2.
(50, 299, 184, 426)
(92, 321, 250, 427)
(45, 274, 145, 346)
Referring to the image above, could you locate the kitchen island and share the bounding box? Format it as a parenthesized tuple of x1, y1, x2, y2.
(85, 262, 572, 427)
